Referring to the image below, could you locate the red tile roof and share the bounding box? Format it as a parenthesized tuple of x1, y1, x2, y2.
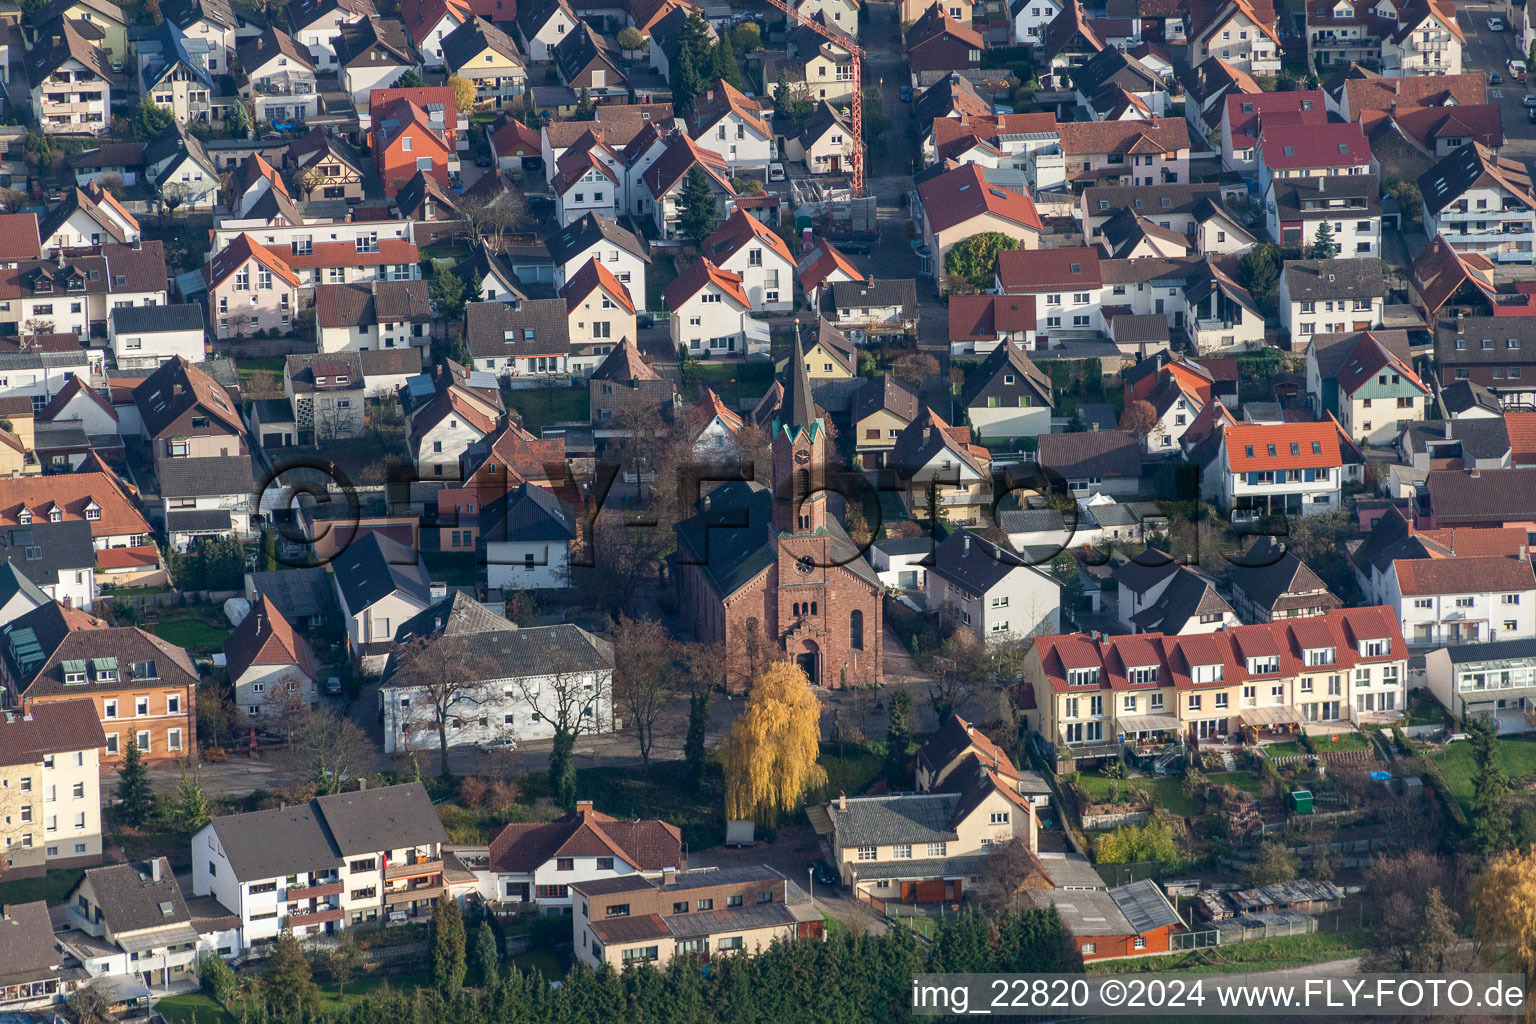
(206, 233, 300, 289)
(1335, 333, 1425, 398)
(1224, 421, 1342, 472)
(996, 246, 1101, 291)
(0, 214, 41, 262)
(917, 163, 1042, 235)
(1223, 89, 1326, 138)
(1395, 555, 1535, 596)
(488, 807, 682, 872)
(95, 544, 159, 570)
(224, 594, 316, 683)
(949, 294, 1035, 341)
(561, 257, 635, 315)
(1507, 412, 1536, 465)
(664, 257, 749, 309)
(284, 239, 419, 269)
(703, 208, 794, 270)
(1259, 122, 1372, 170)
(1410, 234, 1497, 318)
(398, 0, 469, 45)
(0, 471, 150, 540)
(1344, 72, 1486, 119)
(796, 239, 864, 292)
(1054, 117, 1191, 157)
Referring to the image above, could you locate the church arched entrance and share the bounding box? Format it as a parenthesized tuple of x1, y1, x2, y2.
(796, 639, 820, 686)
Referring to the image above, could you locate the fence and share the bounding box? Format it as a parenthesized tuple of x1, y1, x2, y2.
(213, 335, 317, 358)
(1080, 810, 1149, 830)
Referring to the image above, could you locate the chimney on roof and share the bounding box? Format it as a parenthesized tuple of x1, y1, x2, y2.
(838, 790, 848, 812)
(1444, 421, 1452, 439)
(576, 798, 594, 815)
(663, 867, 676, 885)
(963, 534, 971, 556)
(152, 859, 161, 882)
(358, 778, 366, 790)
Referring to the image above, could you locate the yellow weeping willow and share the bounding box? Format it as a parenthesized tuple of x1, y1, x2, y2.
(720, 660, 827, 827)
(1471, 847, 1536, 990)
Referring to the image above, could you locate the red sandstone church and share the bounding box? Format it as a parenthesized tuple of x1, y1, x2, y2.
(673, 356, 884, 688)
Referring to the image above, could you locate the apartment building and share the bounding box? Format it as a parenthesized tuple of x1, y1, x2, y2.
(1021, 606, 1408, 753)
(192, 782, 450, 952)
(571, 865, 823, 969)
(1385, 555, 1536, 646)
(1214, 421, 1344, 519)
(1419, 142, 1536, 265)
(0, 699, 105, 877)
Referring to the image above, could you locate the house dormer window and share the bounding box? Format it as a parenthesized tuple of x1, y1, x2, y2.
(1066, 667, 1099, 686)
(1305, 647, 1335, 666)
(17, 509, 30, 524)
(47, 510, 60, 523)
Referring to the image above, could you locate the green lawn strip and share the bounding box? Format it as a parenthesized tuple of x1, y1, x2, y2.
(0, 867, 84, 906)
(1076, 773, 1199, 817)
(1433, 735, 1536, 813)
(820, 911, 849, 939)
(156, 992, 237, 1024)
(506, 387, 589, 432)
(1206, 772, 1262, 794)
(509, 949, 564, 979)
(152, 618, 231, 652)
(1089, 930, 1372, 975)
(1315, 733, 1371, 752)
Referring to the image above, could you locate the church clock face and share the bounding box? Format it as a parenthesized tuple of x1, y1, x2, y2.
(794, 449, 811, 465)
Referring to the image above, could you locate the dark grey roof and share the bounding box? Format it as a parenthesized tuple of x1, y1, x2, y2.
(851, 373, 919, 427)
(1283, 258, 1387, 301)
(0, 560, 49, 610)
(166, 509, 232, 533)
(479, 481, 577, 542)
(248, 566, 334, 621)
(441, 15, 523, 74)
(1109, 313, 1169, 344)
(998, 508, 1068, 535)
(1085, 182, 1220, 220)
(1440, 380, 1503, 417)
(313, 782, 447, 856)
(156, 455, 253, 498)
(1112, 878, 1182, 933)
(928, 529, 1052, 596)
(827, 278, 918, 315)
(464, 297, 571, 359)
(659, 864, 785, 892)
(390, 617, 611, 680)
(1128, 566, 1231, 633)
(830, 793, 962, 846)
(1087, 502, 1138, 528)
(393, 592, 512, 642)
(671, 481, 879, 597)
(664, 902, 793, 938)
(1419, 142, 1534, 216)
(962, 342, 1053, 412)
(546, 212, 648, 266)
(0, 520, 95, 586)
(0, 901, 58, 985)
(79, 859, 190, 933)
(1308, 329, 1410, 379)
(206, 801, 341, 881)
(1401, 418, 1511, 462)
(1435, 317, 1536, 367)
(331, 531, 430, 612)
(1445, 637, 1536, 664)
(1230, 539, 1337, 614)
(1427, 468, 1536, 525)
(1036, 429, 1141, 480)
(1111, 555, 1180, 594)
(1272, 174, 1381, 220)
(873, 536, 932, 556)
(110, 304, 205, 334)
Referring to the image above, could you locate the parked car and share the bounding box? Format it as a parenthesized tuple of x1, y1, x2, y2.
(809, 860, 839, 889)
(1491, 71, 1503, 85)
(526, 194, 554, 218)
(1524, 94, 1536, 108)
(475, 152, 492, 167)
(836, 239, 872, 255)
(1488, 16, 1506, 30)
(899, 84, 912, 102)
(769, 162, 786, 181)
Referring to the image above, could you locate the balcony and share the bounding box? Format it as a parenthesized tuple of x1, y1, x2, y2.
(384, 858, 442, 881)
(255, 81, 314, 95)
(288, 908, 345, 928)
(286, 881, 344, 899)
(385, 886, 444, 906)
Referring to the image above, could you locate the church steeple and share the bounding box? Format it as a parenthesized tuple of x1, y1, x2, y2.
(772, 345, 826, 534)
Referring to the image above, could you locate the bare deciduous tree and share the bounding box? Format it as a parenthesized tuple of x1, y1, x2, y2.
(611, 615, 679, 765)
(389, 635, 498, 779)
(459, 192, 525, 248)
(282, 709, 376, 795)
(514, 654, 609, 807)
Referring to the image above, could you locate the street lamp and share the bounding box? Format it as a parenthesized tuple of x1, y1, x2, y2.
(808, 866, 814, 900)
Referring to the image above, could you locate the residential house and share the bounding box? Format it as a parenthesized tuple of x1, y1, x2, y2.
(488, 114, 542, 175)
(1382, 1, 1462, 76)
(926, 529, 1060, 642)
(1182, 55, 1261, 142)
(995, 246, 1102, 336)
(27, 0, 130, 61)
(1011, 0, 1062, 45)
(1185, 0, 1281, 74)
(786, 15, 856, 103)
(1433, 317, 1536, 402)
(887, 407, 992, 523)
(850, 374, 919, 469)
(372, 99, 454, 197)
(796, 239, 864, 309)
(1183, 257, 1263, 354)
(27, 19, 121, 134)
(548, 213, 649, 302)
(0, 468, 151, 553)
(108, 304, 205, 370)
(408, 375, 500, 477)
(442, 16, 527, 109)
(554, 23, 624, 100)
(688, 80, 771, 175)
(787, 102, 855, 176)
(0, 901, 65, 1008)
(287, 127, 366, 203)
(1217, 421, 1343, 518)
(916, 163, 1041, 292)
(905, 7, 984, 89)
(561, 258, 636, 364)
(331, 531, 432, 673)
(1418, 142, 1536, 265)
(550, 132, 623, 225)
(204, 233, 300, 338)
(1258, 121, 1374, 195)
(1022, 606, 1408, 753)
(1229, 537, 1342, 623)
(283, 353, 366, 441)
(515, 0, 576, 61)
(666, 259, 768, 359)
(823, 279, 918, 343)
(138, 21, 217, 129)
(799, 317, 857, 380)
(314, 280, 431, 354)
(380, 593, 612, 753)
(401, 0, 470, 66)
(160, 0, 237, 75)
(588, 337, 678, 435)
(1070, 47, 1167, 121)
(1305, 330, 1426, 444)
(237, 27, 319, 127)
(142, 123, 220, 212)
(962, 341, 1054, 440)
(1265, 174, 1382, 258)
(0, 564, 51, 631)
(1387, 554, 1536, 646)
(335, 19, 418, 109)
(463, 297, 576, 380)
(1335, 66, 1485, 123)
(700, 210, 795, 313)
(948, 295, 1036, 358)
(0, 699, 105, 876)
(133, 357, 253, 538)
(1114, 558, 1237, 635)
(37, 185, 138, 253)
(479, 481, 578, 590)
(1039, 0, 1105, 80)
(1081, 183, 1250, 256)
(1280, 259, 1387, 342)
(486, 799, 680, 909)
(2, 602, 197, 762)
(223, 594, 316, 720)
(192, 783, 450, 948)
(1426, 638, 1536, 727)
(640, 134, 735, 240)
(1054, 117, 1192, 188)
(285, 0, 375, 69)
(803, 0, 861, 35)
(571, 864, 821, 968)
(1363, 104, 1503, 186)
(1220, 89, 1327, 174)
(1037, 429, 1142, 495)
(817, 776, 1036, 904)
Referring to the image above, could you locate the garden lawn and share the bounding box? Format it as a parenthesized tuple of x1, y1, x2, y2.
(506, 387, 589, 432)
(1433, 735, 1536, 814)
(1091, 930, 1371, 975)
(510, 949, 564, 979)
(0, 867, 84, 906)
(681, 359, 774, 408)
(153, 616, 230, 653)
(157, 992, 236, 1024)
(1262, 741, 1303, 757)
(1315, 732, 1371, 752)
(1076, 773, 1200, 817)
(1207, 771, 1263, 794)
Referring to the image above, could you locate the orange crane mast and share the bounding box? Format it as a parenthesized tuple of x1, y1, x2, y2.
(759, 0, 867, 197)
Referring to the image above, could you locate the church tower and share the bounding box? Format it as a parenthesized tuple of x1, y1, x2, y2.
(772, 349, 827, 535)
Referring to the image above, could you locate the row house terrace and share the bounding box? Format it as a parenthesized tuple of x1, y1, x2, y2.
(1022, 606, 1408, 759)
(210, 219, 422, 291)
(1219, 89, 1327, 174)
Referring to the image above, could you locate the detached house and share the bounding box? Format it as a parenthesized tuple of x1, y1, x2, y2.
(487, 800, 680, 908)
(688, 79, 771, 174)
(335, 18, 418, 108)
(562, 258, 637, 361)
(1217, 421, 1343, 518)
(372, 98, 455, 196)
(640, 134, 735, 240)
(547, 213, 650, 303)
(237, 28, 318, 127)
(1419, 142, 1536, 265)
(1220, 89, 1326, 174)
(27, 19, 122, 134)
(400, 0, 470, 66)
(905, 7, 984, 88)
(1037, 428, 1143, 496)
(888, 407, 992, 523)
(285, 0, 376, 69)
(515, 0, 576, 61)
(1186, 0, 1280, 74)
(223, 594, 317, 719)
(666, 259, 768, 359)
(0, 699, 105, 877)
(1382, 0, 1462, 76)
(332, 532, 432, 671)
(464, 298, 576, 380)
(1055, 117, 1192, 188)
(1230, 537, 1342, 623)
(700, 209, 795, 313)
(204, 233, 300, 338)
(963, 341, 1053, 440)
(948, 295, 1037, 357)
(917, 163, 1042, 293)
(1279, 258, 1388, 341)
(926, 529, 1061, 642)
(995, 246, 1102, 336)
(1265, 174, 1382, 258)
(1257, 121, 1374, 193)
(1308, 327, 1427, 444)
(554, 22, 625, 100)
(441, 16, 526, 108)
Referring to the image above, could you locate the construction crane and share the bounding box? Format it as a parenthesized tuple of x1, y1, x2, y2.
(760, 0, 867, 197)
